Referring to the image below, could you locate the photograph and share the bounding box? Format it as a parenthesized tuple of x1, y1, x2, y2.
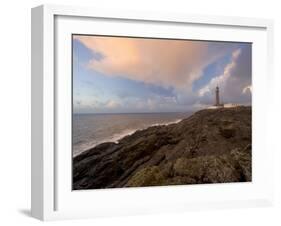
(72, 35, 252, 190)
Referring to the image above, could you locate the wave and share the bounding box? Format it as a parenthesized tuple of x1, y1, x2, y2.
(150, 119, 182, 127)
(73, 118, 183, 157)
(113, 118, 183, 143)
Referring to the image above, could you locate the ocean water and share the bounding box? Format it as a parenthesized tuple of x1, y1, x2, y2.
(73, 112, 193, 157)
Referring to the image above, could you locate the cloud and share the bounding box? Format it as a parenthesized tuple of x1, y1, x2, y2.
(73, 35, 230, 91)
(73, 98, 121, 113)
(73, 36, 252, 113)
(105, 100, 120, 109)
(198, 48, 242, 97)
(197, 47, 252, 105)
(242, 85, 252, 94)
(222, 46, 252, 104)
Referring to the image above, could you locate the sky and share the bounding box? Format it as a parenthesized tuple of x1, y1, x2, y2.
(73, 35, 252, 114)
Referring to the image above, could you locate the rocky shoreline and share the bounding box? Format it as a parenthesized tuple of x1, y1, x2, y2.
(73, 106, 252, 190)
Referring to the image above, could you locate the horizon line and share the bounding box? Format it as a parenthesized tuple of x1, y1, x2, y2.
(73, 111, 194, 115)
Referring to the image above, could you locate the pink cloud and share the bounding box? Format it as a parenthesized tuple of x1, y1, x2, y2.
(74, 35, 224, 91)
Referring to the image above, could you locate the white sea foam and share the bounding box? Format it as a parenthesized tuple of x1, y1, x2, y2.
(73, 113, 191, 157)
(150, 119, 182, 127)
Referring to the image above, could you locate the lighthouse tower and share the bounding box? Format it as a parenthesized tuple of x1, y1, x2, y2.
(207, 85, 225, 109)
(215, 86, 220, 106)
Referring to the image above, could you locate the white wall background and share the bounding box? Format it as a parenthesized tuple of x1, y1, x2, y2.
(0, 0, 280, 225)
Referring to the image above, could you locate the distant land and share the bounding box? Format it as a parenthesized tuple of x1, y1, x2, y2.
(73, 106, 252, 189)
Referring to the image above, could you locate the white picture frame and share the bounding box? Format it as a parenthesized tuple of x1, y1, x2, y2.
(31, 4, 274, 221)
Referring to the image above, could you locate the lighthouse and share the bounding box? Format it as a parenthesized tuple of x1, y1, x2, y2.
(215, 86, 220, 106)
(207, 85, 226, 109)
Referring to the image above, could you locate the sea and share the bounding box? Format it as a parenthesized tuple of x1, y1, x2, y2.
(73, 112, 193, 157)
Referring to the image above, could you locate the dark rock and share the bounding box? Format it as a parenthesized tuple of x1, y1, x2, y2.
(220, 125, 236, 138)
(73, 106, 252, 189)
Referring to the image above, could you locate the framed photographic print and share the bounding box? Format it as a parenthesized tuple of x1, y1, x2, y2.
(31, 4, 274, 221)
